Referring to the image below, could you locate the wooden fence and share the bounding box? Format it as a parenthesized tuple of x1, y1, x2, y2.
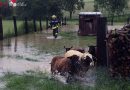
(0, 16, 3, 40)
(96, 17, 108, 66)
(0, 16, 67, 40)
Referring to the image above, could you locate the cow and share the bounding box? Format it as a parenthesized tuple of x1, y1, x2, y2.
(64, 50, 95, 74)
(50, 55, 80, 83)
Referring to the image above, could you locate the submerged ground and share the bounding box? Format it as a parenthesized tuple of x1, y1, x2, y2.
(0, 25, 130, 90)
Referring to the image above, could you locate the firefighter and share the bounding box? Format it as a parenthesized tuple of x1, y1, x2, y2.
(50, 15, 60, 38)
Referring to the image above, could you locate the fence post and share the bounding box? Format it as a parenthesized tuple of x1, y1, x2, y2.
(14, 37, 17, 52)
(61, 17, 63, 25)
(64, 17, 67, 25)
(46, 17, 49, 29)
(0, 40, 3, 50)
(127, 18, 130, 24)
(111, 17, 113, 26)
(39, 18, 42, 31)
(33, 17, 37, 32)
(24, 17, 29, 34)
(13, 16, 17, 36)
(0, 16, 3, 40)
(97, 17, 108, 66)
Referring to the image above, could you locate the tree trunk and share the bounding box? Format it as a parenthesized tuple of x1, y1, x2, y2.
(111, 14, 114, 26)
(69, 11, 72, 19)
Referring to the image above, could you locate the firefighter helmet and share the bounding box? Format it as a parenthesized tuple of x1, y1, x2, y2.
(52, 15, 57, 19)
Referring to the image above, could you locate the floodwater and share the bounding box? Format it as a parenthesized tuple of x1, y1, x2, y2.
(0, 25, 96, 86)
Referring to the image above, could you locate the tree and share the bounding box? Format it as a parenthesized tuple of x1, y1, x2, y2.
(16, 0, 63, 19)
(0, 0, 12, 17)
(47, 0, 63, 18)
(63, 0, 85, 19)
(95, 0, 128, 25)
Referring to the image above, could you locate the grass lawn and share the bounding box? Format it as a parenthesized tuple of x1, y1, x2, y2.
(2, 20, 46, 38)
(3, 20, 23, 38)
(2, 67, 130, 90)
(1, 19, 126, 39)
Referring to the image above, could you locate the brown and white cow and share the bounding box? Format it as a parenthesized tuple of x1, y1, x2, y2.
(50, 55, 80, 83)
(64, 50, 95, 73)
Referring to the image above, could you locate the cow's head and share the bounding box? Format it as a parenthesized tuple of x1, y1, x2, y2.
(81, 52, 94, 67)
(67, 55, 81, 74)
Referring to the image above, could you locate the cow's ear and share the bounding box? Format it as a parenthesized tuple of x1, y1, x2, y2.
(70, 46, 73, 49)
(67, 56, 73, 59)
(67, 56, 71, 59)
(67, 56, 72, 60)
(64, 46, 66, 49)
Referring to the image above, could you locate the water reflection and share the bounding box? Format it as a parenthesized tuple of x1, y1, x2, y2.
(0, 40, 3, 51)
(14, 37, 17, 52)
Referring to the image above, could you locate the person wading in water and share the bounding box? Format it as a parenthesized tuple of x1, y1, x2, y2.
(50, 15, 60, 38)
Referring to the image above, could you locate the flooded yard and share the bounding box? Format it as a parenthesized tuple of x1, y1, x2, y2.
(0, 25, 97, 89)
(0, 25, 129, 90)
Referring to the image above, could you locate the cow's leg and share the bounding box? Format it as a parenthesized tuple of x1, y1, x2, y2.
(66, 73, 73, 83)
(60, 72, 65, 76)
(51, 69, 57, 79)
(50, 71, 55, 79)
(66, 75, 71, 83)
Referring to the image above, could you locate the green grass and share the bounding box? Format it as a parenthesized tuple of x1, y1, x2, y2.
(34, 31, 96, 55)
(1, 18, 126, 39)
(3, 20, 19, 37)
(2, 67, 130, 90)
(67, 19, 79, 25)
(59, 31, 77, 39)
(2, 20, 25, 38)
(95, 67, 130, 90)
(47, 29, 96, 41)
(2, 71, 90, 90)
(59, 31, 96, 45)
(2, 20, 46, 38)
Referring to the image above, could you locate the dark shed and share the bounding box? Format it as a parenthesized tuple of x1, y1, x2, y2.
(78, 12, 102, 36)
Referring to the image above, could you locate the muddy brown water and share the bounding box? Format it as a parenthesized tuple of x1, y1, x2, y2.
(0, 25, 97, 87)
